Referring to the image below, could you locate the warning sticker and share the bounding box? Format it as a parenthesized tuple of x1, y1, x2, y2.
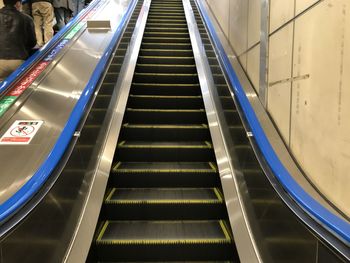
(0, 120, 44, 145)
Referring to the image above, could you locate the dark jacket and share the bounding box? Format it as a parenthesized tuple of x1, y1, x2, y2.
(0, 6, 36, 60)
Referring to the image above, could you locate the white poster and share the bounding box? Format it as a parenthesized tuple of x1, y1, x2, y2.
(0, 120, 44, 145)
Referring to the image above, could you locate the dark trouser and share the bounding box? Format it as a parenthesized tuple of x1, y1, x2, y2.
(54, 7, 71, 31)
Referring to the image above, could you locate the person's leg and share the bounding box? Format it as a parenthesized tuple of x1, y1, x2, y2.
(63, 8, 71, 24)
(31, 2, 44, 46)
(41, 2, 54, 44)
(54, 7, 66, 30)
(0, 60, 25, 81)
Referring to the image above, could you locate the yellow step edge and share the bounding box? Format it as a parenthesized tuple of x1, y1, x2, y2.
(140, 49, 191, 52)
(213, 188, 223, 203)
(96, 221, 109, 242)
(137, 63, 195, 67)
(134, 73, 197, 77)
(105, 188, 117, 201)
(208, 162, 218, 172)
(139, 56, 193, 59)
(105, 200, 222, 205)
(132, 83, 199, 87)
(118, 144, 212, 149)
(113, 168, 215, 173)
(143, 37, 190, 40)
(129, 95, 201, 99)
(219, 220, 232, 241)
(127, 108, 204, 112)
(123, 123, 207, 128)
(97, 239, 230, 245)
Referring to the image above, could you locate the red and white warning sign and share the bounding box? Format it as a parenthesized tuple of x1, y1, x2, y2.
(0, 120, 44, 145)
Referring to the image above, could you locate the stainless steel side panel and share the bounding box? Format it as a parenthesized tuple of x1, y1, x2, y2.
(65, 1, 150, 261)
(0, 0, 132, 208)
(183, 0, 261, 262)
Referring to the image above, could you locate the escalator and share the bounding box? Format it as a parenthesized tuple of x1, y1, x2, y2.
(88, 0, 238, 261)
(80, 0, 349, 262)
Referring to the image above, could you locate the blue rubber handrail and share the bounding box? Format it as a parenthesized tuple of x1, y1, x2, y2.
(0, 0, 101, 95)
(196, 0, 350, 244)
(0, 0, 138, 223)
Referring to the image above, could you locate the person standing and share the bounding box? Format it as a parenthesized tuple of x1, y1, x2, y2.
(0, 0, 36, 81)
(53, 0, 72, 30)
(31, 0, 53, 46)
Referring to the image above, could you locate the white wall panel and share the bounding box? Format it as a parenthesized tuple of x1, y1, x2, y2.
(247, 44, 260, 93)
(207, 0, 230, 37)
(228, 0, 248, 55)
(270, 0, 294, 32)
(247, 0, 260, 48)
(291, 0, 350, 216)
(267, 24, 293, 143)
(239, 53, 247, 71)
(296, 0, 318, 15)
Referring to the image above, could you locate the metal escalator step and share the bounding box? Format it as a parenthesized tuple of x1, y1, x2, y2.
(223, 109, 241, 126)
(133, 73, 198, 84)
(113, 161, 217, 172)
(219, 96, 236, 109)
(136, 63, 196, 74)
(147, 15, 185, 20)
(120, 123, 210, 141)
(146, 18, 186, 24)
(137, 56, 194, 65)
(127, 94, 203, 109)
(145, 27, 188, 33)
(131, 83, 201, 96)
(79, 124, 101, 144)
(145, 22, 188, 28)
(104, 72, 119, 82)
(148, 11, 185, 16)
(95, 221, 234, 261)
(94, 95, 111, 108)
(111, 162, 218, 187)
(242, 169, 267, 189)
(139, 49, 192, 56)
(228, 125, 247, 145)
(98, 82, 115, 95)
(124, 108, 207, 124)
(235, 145, 258, 168)
(141, 42, 192, 50)
(87, 108, 107, 125)
(115, 141, 214, 162)
(102, 188, 226, 220)
(143, 36, 191, 43)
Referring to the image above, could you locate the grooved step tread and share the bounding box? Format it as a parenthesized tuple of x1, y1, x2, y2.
(126, 108, 204, 112)
(105, 188, 223, 204)
(123, 123, 208, 129)
(97, 221, 231, 244)
(117, 141, 212, 148)
(113, 162, 217, 173)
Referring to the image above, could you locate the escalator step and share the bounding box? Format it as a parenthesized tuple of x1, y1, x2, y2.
(137, 56, 194, 65)
(139, 49, 192, 56)
(115, 141, 214, 162)
(95, 221, 234, 261)
(131, 83, 201, 96)
(133, 73, 198, 84)
(136, 63, 197, 74)
(120, 123, 210, 141)
(127, 94, 203, 109)
(141, 42, 192, 50)
(111, 161, 219, 187)
(124, 108, 207, 124)
(143, 36, 191, 43)
(102, 188, 226, 220)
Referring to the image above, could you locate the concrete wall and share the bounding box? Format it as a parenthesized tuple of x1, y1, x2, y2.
(205, 0, 350, 217)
